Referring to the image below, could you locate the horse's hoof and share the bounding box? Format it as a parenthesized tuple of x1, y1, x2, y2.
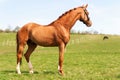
(17, 71, 21, 74)
(16, 70, 21, 74)
(29, 70, 34, 74)
(59, 70, 64, 76)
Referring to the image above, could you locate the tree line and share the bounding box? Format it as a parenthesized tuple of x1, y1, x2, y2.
(0, 26, 99, 35)
(0, 26, 20, 33)
(70, 29, 99, 35)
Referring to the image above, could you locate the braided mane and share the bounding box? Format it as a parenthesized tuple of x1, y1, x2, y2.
(49, 7, 80, 25)
(58, 7, 78, 19)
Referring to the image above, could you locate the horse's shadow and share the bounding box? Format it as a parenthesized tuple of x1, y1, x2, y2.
(43, 70, 55, 75)
(1, 70, 39, 74)
(2, 70, 16, 74)
(1, 70, 55, 75)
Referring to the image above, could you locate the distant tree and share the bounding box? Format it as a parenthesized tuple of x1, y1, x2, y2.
(70, 29, 76, 34)
(13, 26, 20, 32)
(78, 31, 81, 34)
(4, 25, 12, 33)
(93, 30, 99, 34)
(0, 29, 3, 33)
(80, 31, 91, 35)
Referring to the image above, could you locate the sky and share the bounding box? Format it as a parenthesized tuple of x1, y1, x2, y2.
(0, 0, 120, 34)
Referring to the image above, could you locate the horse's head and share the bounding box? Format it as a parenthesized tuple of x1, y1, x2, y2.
(79, 4, 92, 27)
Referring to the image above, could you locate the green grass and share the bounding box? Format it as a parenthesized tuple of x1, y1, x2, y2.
(0, 33, 120, 80)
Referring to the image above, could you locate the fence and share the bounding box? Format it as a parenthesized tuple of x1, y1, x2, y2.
(0, 39, 16, 46)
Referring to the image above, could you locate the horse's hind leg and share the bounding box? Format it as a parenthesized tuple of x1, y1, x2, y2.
(24, 40, 37, 74)
(16, 43, 25, 74)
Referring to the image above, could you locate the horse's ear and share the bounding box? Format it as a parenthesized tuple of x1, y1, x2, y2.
(85, 4, 88, 8)
(82, 4, 88, 9)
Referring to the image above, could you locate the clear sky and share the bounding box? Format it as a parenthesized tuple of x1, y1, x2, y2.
(0, 0, 120, 34)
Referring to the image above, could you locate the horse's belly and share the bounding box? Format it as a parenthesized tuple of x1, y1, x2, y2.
(30, 27, 58, 46)
(31, 35, 58, 47)
(37, 39, 57, 47)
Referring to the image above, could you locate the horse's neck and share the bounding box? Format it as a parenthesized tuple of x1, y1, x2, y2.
(50, 11, 79, 32)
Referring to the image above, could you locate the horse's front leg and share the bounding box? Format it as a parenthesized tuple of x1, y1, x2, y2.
(58, 43, 65, 75)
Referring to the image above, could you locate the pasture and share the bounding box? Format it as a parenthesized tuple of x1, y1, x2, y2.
(0, 33, 120, 80)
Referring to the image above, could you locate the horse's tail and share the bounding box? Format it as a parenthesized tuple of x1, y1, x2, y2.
(16, 32, 19, 55)
(16, 32, 23, 65)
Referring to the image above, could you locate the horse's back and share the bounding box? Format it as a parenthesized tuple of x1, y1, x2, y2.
(21, 22, 41, 31)
(19, 22, 58, 46)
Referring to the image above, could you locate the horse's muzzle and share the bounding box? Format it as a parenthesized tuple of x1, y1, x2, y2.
(86, 20, 92, 27)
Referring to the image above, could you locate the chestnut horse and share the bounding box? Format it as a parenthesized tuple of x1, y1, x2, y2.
(16, 4, 92, 75)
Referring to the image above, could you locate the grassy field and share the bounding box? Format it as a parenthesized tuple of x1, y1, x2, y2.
(0, 33, 120, 80)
